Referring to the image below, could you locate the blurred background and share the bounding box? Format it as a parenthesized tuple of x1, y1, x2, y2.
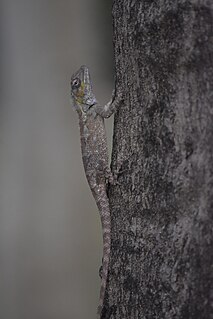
(0, 1, 114, 318)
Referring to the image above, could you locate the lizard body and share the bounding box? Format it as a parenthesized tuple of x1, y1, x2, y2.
(70, 65, 121, 317)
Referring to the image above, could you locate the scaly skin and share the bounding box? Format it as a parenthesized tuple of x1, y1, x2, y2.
(70, 65, 119, 317)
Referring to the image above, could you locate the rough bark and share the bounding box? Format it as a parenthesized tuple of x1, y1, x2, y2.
(104, 1, 213, 318)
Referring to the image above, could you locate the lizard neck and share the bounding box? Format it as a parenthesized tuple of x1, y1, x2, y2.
(77, 103, 97, 124)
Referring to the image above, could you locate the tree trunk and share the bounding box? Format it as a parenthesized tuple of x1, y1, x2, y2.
(104, 1, 213, 318)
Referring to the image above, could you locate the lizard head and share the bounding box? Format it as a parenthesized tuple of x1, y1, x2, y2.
(70, 65, 97, 113)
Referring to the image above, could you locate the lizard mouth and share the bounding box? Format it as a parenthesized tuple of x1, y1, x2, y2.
(71, 65, 98, 114)
(72, 65, 97, 105)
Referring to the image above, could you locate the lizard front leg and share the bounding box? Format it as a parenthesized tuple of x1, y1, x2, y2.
(95, 89, 123, 118)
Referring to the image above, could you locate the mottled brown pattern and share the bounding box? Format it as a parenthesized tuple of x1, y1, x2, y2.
(71, 66, 115, 317)
(79, 113, 111, 317)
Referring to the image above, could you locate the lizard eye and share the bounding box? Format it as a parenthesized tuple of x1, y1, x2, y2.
(71, 78, 81, 89)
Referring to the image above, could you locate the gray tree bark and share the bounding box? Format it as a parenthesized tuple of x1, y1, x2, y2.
(103, 1, 213, 318)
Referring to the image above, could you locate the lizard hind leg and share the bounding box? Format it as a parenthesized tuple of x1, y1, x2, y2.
(105, 167, 124, 188)
(104, 168, 115, 185)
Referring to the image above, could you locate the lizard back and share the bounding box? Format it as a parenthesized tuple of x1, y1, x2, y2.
(71, 66, 112, 317)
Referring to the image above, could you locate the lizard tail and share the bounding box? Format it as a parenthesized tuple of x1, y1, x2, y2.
(97, 193, 111, 317)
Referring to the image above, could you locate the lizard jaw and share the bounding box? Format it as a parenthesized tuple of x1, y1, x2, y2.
(71, 65, 97, 112)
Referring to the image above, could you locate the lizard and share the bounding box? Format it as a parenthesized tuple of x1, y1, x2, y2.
(70, 65, 122, 317)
